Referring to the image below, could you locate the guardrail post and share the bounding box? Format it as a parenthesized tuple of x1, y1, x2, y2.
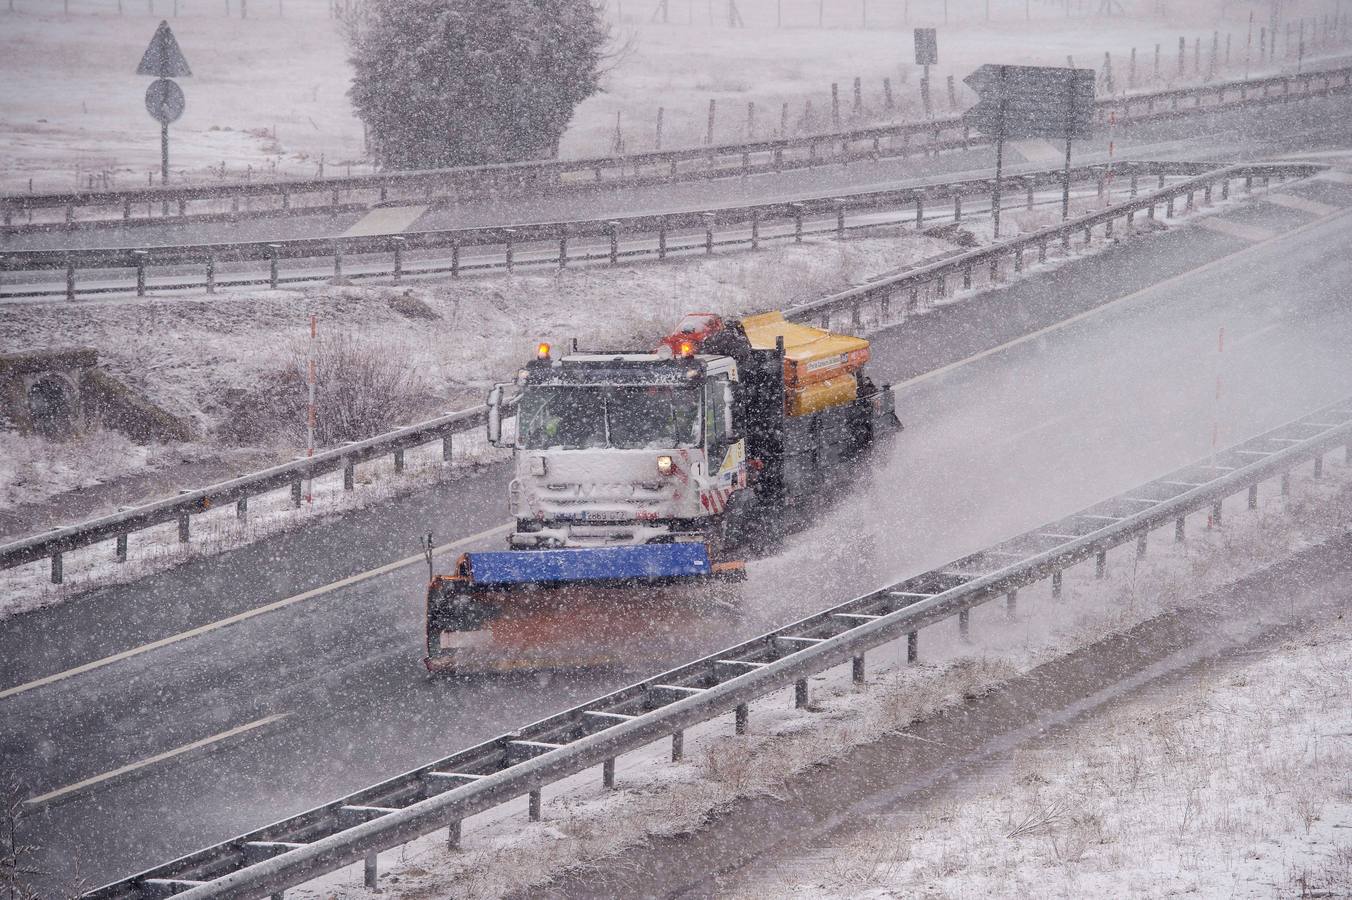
(962, 264, 972, 290)
(291, 480, 303, 508)
(177, 198, 186, 217)
(1281, 471, 1291, 496)
(958, 608, 970, 642)
(1105, 218, 1114, 239)
(1052, 569, 1063, 600)
(703, 213, 715, 254)
(602, 757, 616, 789)
(1203, 183, 1212, 205)
(1244, 174, 1253, 192)
(447, 820, 462, 850)
(953, 194, 962, 223)
(332, 240, 343, 281)
(835, 199, 846, 238)
(394, 449, 405, 474)
(1126, 210, 1135, 229)
(915, 196, 924, 228)
(1211, 499, 1223, 526)
(608, 221, 620, 264)
(134, 250, 148, 297)
(205, 254, 216, 294)
(51, 551, 63, 585)
(504, 228, 515, 272)
(1130, 174, 1139, 198)
(1186, 190, 1196, 211)
(906, 630, 918, 664)
(794, 678, 808, 708)
(789, 203, 803, 242)
(268, 243, 281, 288)
(909, 286, 920, 311)
(657, 218, 668, 259)
(528, 789, 542, 821)
(1221, 178, 1230, 200)
(65, 203, 74, 224)
(178, 512, 190, 543)
(1136, 532, 1148, 559)
(1248, 484, 1258, 510)
(1014, 247, 1023, 273)
(852, 653, 865, 683)
(989, 257, 1000, 283)
(734, 703, 749, 734)
(344, 458, 355, 490)
(116, 533, 128, 563)
(773, 148, 783, 171)
(1314, 454, 1324, 478)
(750, 209, 760, 250)
(122, 198, 132, 220)
(1175, 516, 1186, 542)
(363, 852, 377, 888)
(65, 258, 76, 301)
(1095, 549, 1107, 578)
(935, 274, 946, 298)
(671, 730, 684, 761)
(1006, 589, 1017, 618)
(331, 187, 340, 210)
(236, 496, 248, 520)
(392, 236, 405, 284)
(1038, 240, 1048, 263)
(442, 434, 453, 462)
(850, 302, 860, 330)
(1165, 197, 1176, 218)
(1083, 225, 1092, 246)
(1026, 179, 1034, 210)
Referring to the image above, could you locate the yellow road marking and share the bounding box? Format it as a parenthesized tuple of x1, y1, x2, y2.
(0, 523, 511, 701)
(23, 713, 288, 808)
(893, 203, 1352, 393)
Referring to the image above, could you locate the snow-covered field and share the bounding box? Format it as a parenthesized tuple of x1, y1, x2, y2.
(1, 0, 1339, 192)
(291, 443, 1352, 899)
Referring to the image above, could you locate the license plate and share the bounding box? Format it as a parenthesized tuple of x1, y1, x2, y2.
(584, 511, 627, 522)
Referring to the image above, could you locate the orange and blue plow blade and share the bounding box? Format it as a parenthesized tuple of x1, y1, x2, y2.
(424, 544, 745, 674)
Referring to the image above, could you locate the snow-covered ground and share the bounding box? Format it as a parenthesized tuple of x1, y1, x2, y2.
(289, 443, 1352, 899)
(1, 0, 1341, 192)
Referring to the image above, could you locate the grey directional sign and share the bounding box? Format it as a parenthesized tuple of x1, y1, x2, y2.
(136, 21, 192, 78)
(914, 28, 938, 66)
(961, 65, 1095, 140)
(145, 78, 185, 125)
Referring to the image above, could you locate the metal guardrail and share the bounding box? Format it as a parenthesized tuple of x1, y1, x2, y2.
(4, 62, 1349, 231)
(0, 160, 1228, 300)
(0, 160, 1323, 585)
(82, 396, 1352, 900)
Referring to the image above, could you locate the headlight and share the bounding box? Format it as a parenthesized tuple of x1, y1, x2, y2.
(656, 455, 674, 476)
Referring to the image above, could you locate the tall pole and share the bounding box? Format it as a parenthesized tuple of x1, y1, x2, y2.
(992, 67, 1007, 239)
(160, 120, 169, 183)
(1062, 77, 1074, 220)
(306, 314, 317, 504)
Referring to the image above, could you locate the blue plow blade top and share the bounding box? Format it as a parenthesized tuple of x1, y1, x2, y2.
(464, 544, 714, 587)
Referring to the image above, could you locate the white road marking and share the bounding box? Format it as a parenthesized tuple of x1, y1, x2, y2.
(1231, 321, 1285, 348)
(22, 713, 288, 808)
(342, 205, 429, 237)
(0, 523, 512, 702)
(1010, 139, 1063, 164)
(893, 204, 1352, 393)
(1195, 216, 1278, 243)
(1262, 192, 1340, 217)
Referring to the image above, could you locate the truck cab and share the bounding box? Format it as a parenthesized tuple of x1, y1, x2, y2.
(492, 341, 747, 549)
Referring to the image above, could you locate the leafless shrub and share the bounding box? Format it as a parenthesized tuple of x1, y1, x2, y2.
(1006, 798, 1071, 839)
(223, 332, 428, 448)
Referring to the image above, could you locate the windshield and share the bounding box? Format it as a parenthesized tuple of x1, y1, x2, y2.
(517, 385, 702, 450)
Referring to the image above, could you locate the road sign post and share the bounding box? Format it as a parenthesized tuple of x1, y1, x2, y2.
(137, 21, 192, 186)
(915, 28, 938, 120)
(963, 65, 1095, 233)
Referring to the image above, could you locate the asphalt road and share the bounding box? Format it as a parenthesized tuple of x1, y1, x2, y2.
(4, 90, 1351, 255)
(5, 174, 1352, 893)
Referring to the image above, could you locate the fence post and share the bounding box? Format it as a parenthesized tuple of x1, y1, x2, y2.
(364, 853, 377, 889)
(608, 220, 621, 264)
(116, 532, 129, 563)
(852, 654, 865, 683)
(907, 630, 918, 663)
(734, 703, 749, 734)
(391, 236, 405, 283)
(134, 249, 149, 296)
(51, 551, 63, 585)
(236, 496, 248, 520)
(344, 458, 355, 490)
(671, 730, 684, 762)
(835, 199, 845, 238)
(703, 212, 715, 254)
(268, 243, 281, 288)
(791, 203, 803, 242)
(795, 678, 809, 708)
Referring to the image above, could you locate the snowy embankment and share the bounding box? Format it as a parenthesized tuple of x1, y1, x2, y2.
(291, 453, 1352, 899)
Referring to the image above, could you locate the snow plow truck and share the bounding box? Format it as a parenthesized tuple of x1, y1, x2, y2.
(424, 311, 899, 673)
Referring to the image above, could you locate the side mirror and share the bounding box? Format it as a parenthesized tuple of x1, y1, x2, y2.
(721, 383, 740, 441)
(486, 384, 505, 447)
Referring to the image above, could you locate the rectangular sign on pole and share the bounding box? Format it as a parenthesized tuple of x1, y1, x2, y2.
(914, 28, 938, 66)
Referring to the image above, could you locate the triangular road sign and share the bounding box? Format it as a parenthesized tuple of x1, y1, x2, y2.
(136, 21, 192, 78)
